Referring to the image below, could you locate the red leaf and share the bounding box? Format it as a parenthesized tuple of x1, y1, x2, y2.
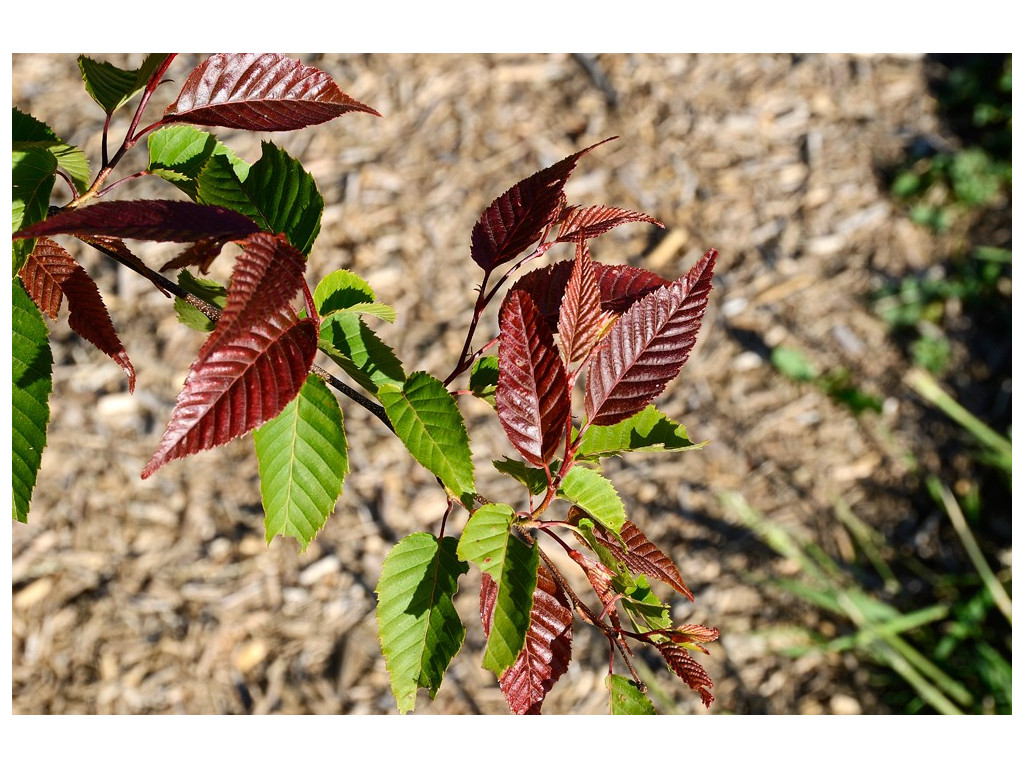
(481, 563, 574, 715)
(163, 53, 379, 131)
(591, 518, 694, 601)
(19, 238, 136, 392)
(557, 244, 604, 365)
(657, 642, 716, 708)
(13, 200, 260, 244)
(141, 234, 316, 477)
(496, 290, 571, 467)
(159, 239, 233, 273)
(471, 137, 616, 275)
(77, 234, 172, 296)
(556, 204, 663, 243)
(585, 248, 716, 427)
(510, 259, 669, 329)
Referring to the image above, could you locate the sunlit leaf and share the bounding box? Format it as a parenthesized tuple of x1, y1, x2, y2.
(575, 404, 699, 460)
(148, 125, 245, 200)
(12, 147, 56, 275)
(376, 533, 468, 713)
(491, 457, 550, 497)
(483, 561, 572, 714)
(607, 673, 658, 715)
(163, 53, 379, 131)
(556, 204, 663, 243)
(468, 355, 499, 404)
(458, 503, 538, 676)
(12, 108, 91, 194)
(313, 269, 394, 321)
(254, 375, 347, 551)
(379, 372, 475, 501)
(557, 465, 625, 534)
(471, 138, 615, 275)
(174, 269, 227, 332)
(142, 234, 316, 477)
(78, 53, 170, 114)
(657, 642, 716, 708)
(19, 238, 135, 392)
(588, 517, 693, 600)
(585, 249, 716, 427)
(319, 313, 405, 394)
(496, 290, 570, 467)
(12, 279, 53, 523)
(557, 244, 604, 365)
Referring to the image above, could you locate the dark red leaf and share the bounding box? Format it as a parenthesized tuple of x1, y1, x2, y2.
(584, 248, 716, 427)
(470, 138, 616, 275)
(556, 204, 663, 243)
(595, 263, 670, 314)
(141, 234, 316, 477)
(557, 244, 604, 365)
(657, 642, 715, 708)
(159, 239, 233, 273)
(481, 564, 573, 715)
(510, 259, 670, 330)
(19, 237, 136, 392)
(13, 200, 260, 244)
(163, 53, 379, 131)
(77, 234, 172, 296)
(591, 518, 694, 601)
(496, 290, 571, 467)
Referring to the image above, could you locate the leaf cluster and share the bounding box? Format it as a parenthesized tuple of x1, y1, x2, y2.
(12, 53, 721, 715)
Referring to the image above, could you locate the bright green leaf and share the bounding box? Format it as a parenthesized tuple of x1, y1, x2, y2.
(379, 372, 475, 501)
(12, 279, 53, 523)
(174, 270, 227, 332)
(492, 457, 550, 496)
(12, 108, 91, 194)
(196, 141, 323, 254)
(312, 270, 396, 323)
(607, 673, 658, 714)
(78, 53, 170, 115)
(253, 375, 347, 552)
(12, 147, 57, 275)
(457, 504, 538, 676)
(376, 533, 468, 713)
(319, 313, 405, 393)
(148, 126, 245, 200)
(558, 465, 625, 534)
(576, 405, 699, 460)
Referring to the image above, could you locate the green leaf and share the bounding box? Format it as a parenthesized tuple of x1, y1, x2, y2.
(379, 372, 475, 501)
(607, 673, 658, 714)
(196, 141, 324, 254)
(492, 457, 550, 496)
(253, 375, 347, 552)
(576, 405, 699, 459)
(620, 575, 673, 633)
(78, 53, 169, 114)
(12, 278, 53, 523)
(771, 346, 819, 382)
(375, 533, 468, 714)
(12, 108, 91, 194)
(312, 270, 396, 322)
(12, 147, 57, 275)
(457, 504, 539, 675)
(558, 465, 625, 534)
(174, 269, 227, 332)
(468, 355, 499, 404)
(148, 126, 245, 200)
(319, 312, 405, 393)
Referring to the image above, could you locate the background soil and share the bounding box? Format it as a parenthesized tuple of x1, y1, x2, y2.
(11, 53, 1011, 715)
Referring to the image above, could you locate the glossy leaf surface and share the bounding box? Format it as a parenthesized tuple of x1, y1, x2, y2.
(496, 290, 570, 467)
(164, 53, 379, 131)
(556, 204, 663, 243)
(142, 234, 317, 477)
(470, 138, 614, 274)
(558, 465, 625, 534)
(658, 642, 716, 708)
(254, 375, 347, 551)
(483, 561, 573, 715)
(589, 517, 693, 600)
(575, 404, 698, 460)
(376, 533, 468, 713)
(318, 313, 405, 393)
(557, 245, 604, 365)
(147, 125, 245, 200)
(585, 249, 716, 426)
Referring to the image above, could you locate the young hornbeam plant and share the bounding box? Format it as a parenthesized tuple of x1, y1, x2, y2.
(12, 53, 720, 715)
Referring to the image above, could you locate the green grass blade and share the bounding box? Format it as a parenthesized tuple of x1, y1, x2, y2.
(253, 375, 347, 551)
(12, 279, 53, 522)
(457, 503, 538, 675)
(379, 372, 475, 501)
(376, 533, 468, 713)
